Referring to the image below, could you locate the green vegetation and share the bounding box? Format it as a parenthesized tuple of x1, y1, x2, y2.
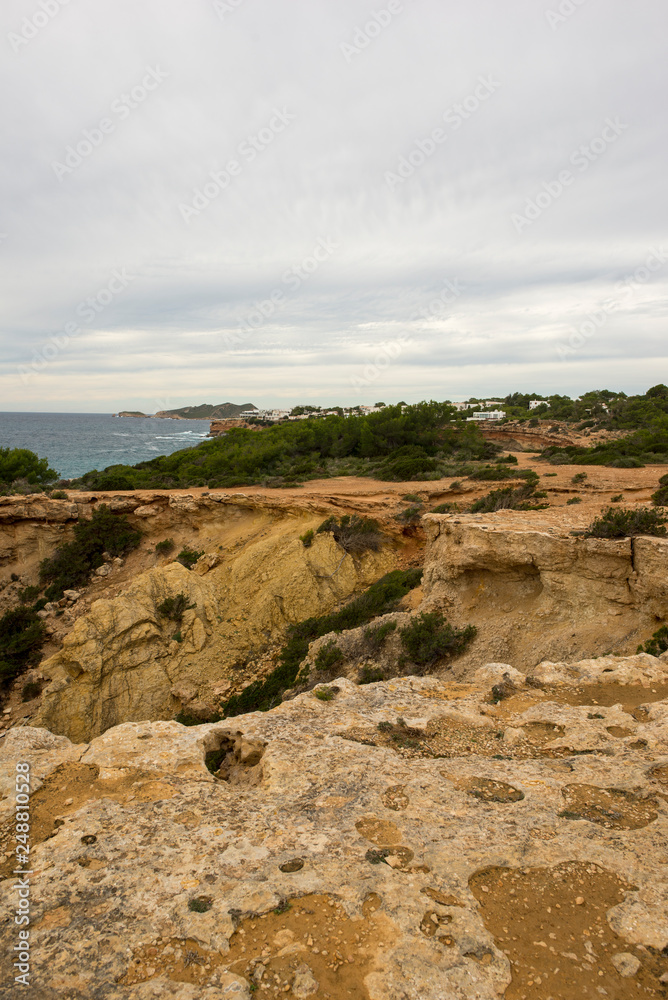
(470, 481, 548, 513)
(401, 493, 422, 502)
(187, 896, 213, 913)
(221, 568, 422, 716)
(469, 464, 525, 481)
(430, 502, 459, 514)
(394, 506, 422, 525)
(70, 402, 500, 490)
(315, 686, 336, 701)
(50, 490, 68, 500)
(610, 494, 623, 503)
(359, 666, 385, 684)
(0, 447, 58, 493)
(637, 624, 668, 657)
(155, 538, 175, 555)
(314, 640, 344, 671)
(299, 529, 314, 548)
(18, 585, 40, 604)
(157, 593, 195, 623)
(39, 505, 142, 601)
(572, 472, 588, 484)
(176, 548, 203, 569)
(566, 497, 582, 505)
(0, 605, 46, 686)
(22, 680, 42, 702)
(399, 611, 476, 668)
(652, 474, 668, 507)
(584, 506, 667, 539)
(364, 619, 397, 651)
(316, 515, 383, 554)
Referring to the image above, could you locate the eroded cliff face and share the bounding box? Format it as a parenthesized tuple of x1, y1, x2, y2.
(34, 519, 395, 743)
(1, 653, 667, 998)
(421, 510, 668, 673)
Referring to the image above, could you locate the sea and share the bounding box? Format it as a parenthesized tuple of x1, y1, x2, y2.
(0, 412, 212, 481)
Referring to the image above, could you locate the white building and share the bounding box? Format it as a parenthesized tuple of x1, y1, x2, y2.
(528, 400, 546, 410)
(466, 410, 505, 422)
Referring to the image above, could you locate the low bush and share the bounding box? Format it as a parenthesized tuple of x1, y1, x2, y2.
(0, 605, 46, 686)
(566, 497, 582, 505)
(470, 483, 548, 513)
(221, 568, 422, 716)
(155, 538, 175, 555)
(571, 471, 588, 484)
(430, 502, 459, 514)
(315, 686, 335, 701)
(316, 515, 383, 554)
(394, 506, 422, 525)
(399, 611, 477, 668)
(469, 465, 521, 481)
(177, 548, 204, 570)
(637, 624, 668, 657)
(610, 494, 623, 503)
(299, 529, 314, 548)
(0, 447, 58, 490)
(50, 490, 68, 500)
(364, 619, 397, 651)
(18, 585, 40, 604)
(584, 506, 667, 539)
(359, 666, 385, 684)
(401, 493, 422, 502)
(39, 505, 142, 600)
(157, 593, 195, 623)
(314, 640, 344, 671)
(22, 680, 43, 702)
(651, 474, 668, 507)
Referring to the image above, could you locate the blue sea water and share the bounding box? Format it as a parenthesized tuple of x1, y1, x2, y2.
(0, 413, 212, 480)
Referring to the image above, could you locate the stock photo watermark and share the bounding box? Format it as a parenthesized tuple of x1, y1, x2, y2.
(179, 107, 295, 224)
(511, 117, 628, 232)
(8, 0, 72, 54)
(546, 0, 589, 31)
(557, 248, 668, 359)
(51, 66, 169, 181)
(340, 1, 411, 64)
(18, 267, 136, 382)
(384, 76, 501, 191)
(222, 236, 339, 348)
(351, 278, 464, 391)
(212, 0, 247, 19)
(13, 761, 32, 987)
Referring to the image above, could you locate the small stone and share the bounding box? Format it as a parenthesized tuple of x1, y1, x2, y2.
(63, 797, 73, 806)
(575, 897, 585, 905)
(611, 952, 640, 977)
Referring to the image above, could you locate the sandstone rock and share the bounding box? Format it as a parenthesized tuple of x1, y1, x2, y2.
(3, 655, 666, 998)
(611, 952, 641, 977)
(63, 589, 80, 601)
(94, 563, 111, 577)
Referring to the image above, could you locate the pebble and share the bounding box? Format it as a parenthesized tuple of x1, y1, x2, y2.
(575, 896, 585, 905)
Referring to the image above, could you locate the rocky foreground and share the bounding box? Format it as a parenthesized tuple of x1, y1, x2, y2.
(1, 654, 667, 999)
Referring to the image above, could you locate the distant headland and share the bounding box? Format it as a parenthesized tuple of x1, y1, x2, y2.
(114, 402, 257, 419)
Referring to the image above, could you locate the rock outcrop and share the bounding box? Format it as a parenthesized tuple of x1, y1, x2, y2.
(421, 510, 668, 672)
(1, 653, 667, 998)
(35, 529, 395, 743)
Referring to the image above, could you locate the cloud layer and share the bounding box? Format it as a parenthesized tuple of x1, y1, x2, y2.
(1, 0, 666, 411)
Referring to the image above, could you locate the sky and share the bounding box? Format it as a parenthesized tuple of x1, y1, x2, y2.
(1, 0, 666, 412)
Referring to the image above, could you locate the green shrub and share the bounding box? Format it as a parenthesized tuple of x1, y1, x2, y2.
(314, 640, 344, 671)
(157, 593, 195, 623)
(299, 529, 314, 548)
(50, 490, 68, 500)
(610, 494, 623, 503)
(401, 493, 422, 502)
(470, 483, 548, 513)
(155, 538, 175, 555)
(394, 506, 422, 525)
(364, 620, 397, 651)
(39, 505, 142, 600)
(651, 474, 668, 507)
(430, 502, 459, 514)
(315, 687, 335, 701)
(316, 515, 383, 554)
(359, 666, 385, 684)
(584, 506, 667, 539)
(0, 606, 46, 685)
(637, 624, 668, 657)
(0, 447, 58, 489)
(18, 585, 40, 604)
(221, 568, 422, 716)
(566, 497, 582, 505)
(571, 472, 588, 484)
(449, 480, 462, 491)
(399, 611, 476, 668)
(172, 630, 183, 643)
(469, 465, 520, 481)
(188, 896, 213, 913)
(177, 548, 204, 570)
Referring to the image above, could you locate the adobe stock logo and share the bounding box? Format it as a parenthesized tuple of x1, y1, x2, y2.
(7, 0, 73, 54)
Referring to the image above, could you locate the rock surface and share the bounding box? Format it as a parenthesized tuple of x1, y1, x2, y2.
(1, 653, 666, 998)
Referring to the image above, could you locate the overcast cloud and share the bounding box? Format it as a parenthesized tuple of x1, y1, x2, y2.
(1, 0, 666, 411)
